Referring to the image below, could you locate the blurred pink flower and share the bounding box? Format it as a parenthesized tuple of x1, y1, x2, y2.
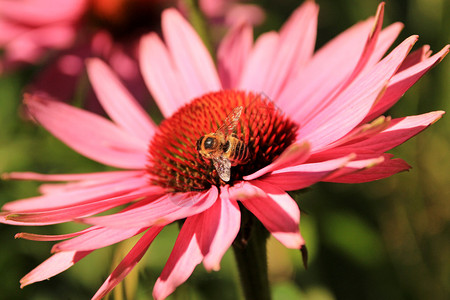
(0, 0, 168, 102)
(1, 2, 448, 299)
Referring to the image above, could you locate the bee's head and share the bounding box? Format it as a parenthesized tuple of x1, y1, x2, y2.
(197, 135, 218, 157)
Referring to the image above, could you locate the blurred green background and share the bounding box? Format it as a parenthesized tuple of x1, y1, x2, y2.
(0, 0, 449, 299)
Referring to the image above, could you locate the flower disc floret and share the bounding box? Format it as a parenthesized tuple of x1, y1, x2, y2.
(147, 90, 299, 192)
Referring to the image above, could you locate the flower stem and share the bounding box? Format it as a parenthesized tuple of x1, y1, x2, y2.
(232, 215, 271, 300)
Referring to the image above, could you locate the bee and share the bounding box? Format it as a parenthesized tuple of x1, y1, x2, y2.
(196, 106, 249, 182)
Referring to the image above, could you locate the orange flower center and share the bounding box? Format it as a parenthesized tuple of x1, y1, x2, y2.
(147, 90, 298, 192)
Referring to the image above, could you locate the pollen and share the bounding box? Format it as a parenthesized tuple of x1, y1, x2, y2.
(147, 90, 298, 192)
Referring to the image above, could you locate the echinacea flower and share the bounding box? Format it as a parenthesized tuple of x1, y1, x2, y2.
(1, 1, 448, 299)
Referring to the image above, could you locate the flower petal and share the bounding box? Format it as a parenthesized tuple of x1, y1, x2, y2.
(20, 250, 91, 288)
(161, 8, 221, 97)
(231, 181, 304, 249)
(92, 227, 163, 300)
(0, 0, 86, 25)
(244, 141, 310, 180)
(2, 173, 149, 212)
(217, 23, 253, 89)
(80, 187, 219, 228)
(327, 156, 411, 183)
(52, 226, 147, 253)
(298, 35, 418, 151)
(313, 111, 445, 160)
(152, 217, 203, 300)
(15, 227, 95, 241)
(259, 155, 355, 191)
(139, 33, 187, 117)
(200, 187, 240, 271)
(364, 45, 449, 121)
(238, 31, 279, 92)
(86, 58, 156, 141)
(24, 94, 148, 169)
(262, 1, 318, 97)
(4, 186, 163, 225)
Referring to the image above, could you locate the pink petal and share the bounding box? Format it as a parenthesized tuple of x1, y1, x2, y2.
(217, 23, 253, 89)
(139, 33, 188, 118)
(52, 226, 146, 253)
(86, 58, 156, 141)
(2, 170, 144, 182)
(364, 45, 449, 122)
(308, 111, 444, 163)
(259, 155, 355, 191)
(152, 217, 204, 300)
(4, 186, 163, 225)
(262, 1, 318, 97)
(81, 187, 219, 228)
(321, 116, 392, 151)
(2, 174, 149, 212)
(200, 187, 240, 271)
(238, 31, 279, 92)
(327, 156, 411, 183)
(20, 250, 91, 288)
(161, 8, 221, 97)
(0, 0, 86, 26)
(244, 141, 310, 180)
(24, 94, 148, 169)
(397, 45, 431, 72)
(92, 227, 163, 300)
(15, 227, 95, 241)
(298, 35, 418, 152)
(322, 155, 386, 180)
(231, 181, 304, 249)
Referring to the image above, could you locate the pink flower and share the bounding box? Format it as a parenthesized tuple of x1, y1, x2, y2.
(1, 2, 448, 299)
(0, 0, 167, 102)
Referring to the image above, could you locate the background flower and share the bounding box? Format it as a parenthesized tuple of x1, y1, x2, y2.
(0, 0, 170, 105)
(0, 0, 448, 295)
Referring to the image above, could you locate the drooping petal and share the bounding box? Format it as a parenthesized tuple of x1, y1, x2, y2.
(200, 187, 240, 271)
(364, 45, 449, 122)
(244, 141, 310, 180)
(321, 155, 386, 180)
(80, 187, 219, 228)
(20, 250, 92, 288)
(312, 111, 445, 160)
(161, 8, 221, 97)
(2, 174, 149, 212)
(327, 156, 411, 183)
(231, 181, 304, 249)
(4, 186, 163, 225)
(217, 23, 253, 89)
(2, 170, 144, 182)
(92, 227, 163, 300)
(86, 58, 156, 141)
(24, 94, 148, 169)
(152, 217, 203, 300)
(298, 35, 418, 152)
(259, 155, 355, 191)
(52, 226, 146, 253)
(15, 227, 95, 241)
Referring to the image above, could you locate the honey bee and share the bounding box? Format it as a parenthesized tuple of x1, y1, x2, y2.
(196, 106, 249, 182)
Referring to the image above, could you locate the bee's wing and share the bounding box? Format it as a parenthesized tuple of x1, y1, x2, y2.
(215, 106, 243, 136)
(212, 156, 231, 182)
